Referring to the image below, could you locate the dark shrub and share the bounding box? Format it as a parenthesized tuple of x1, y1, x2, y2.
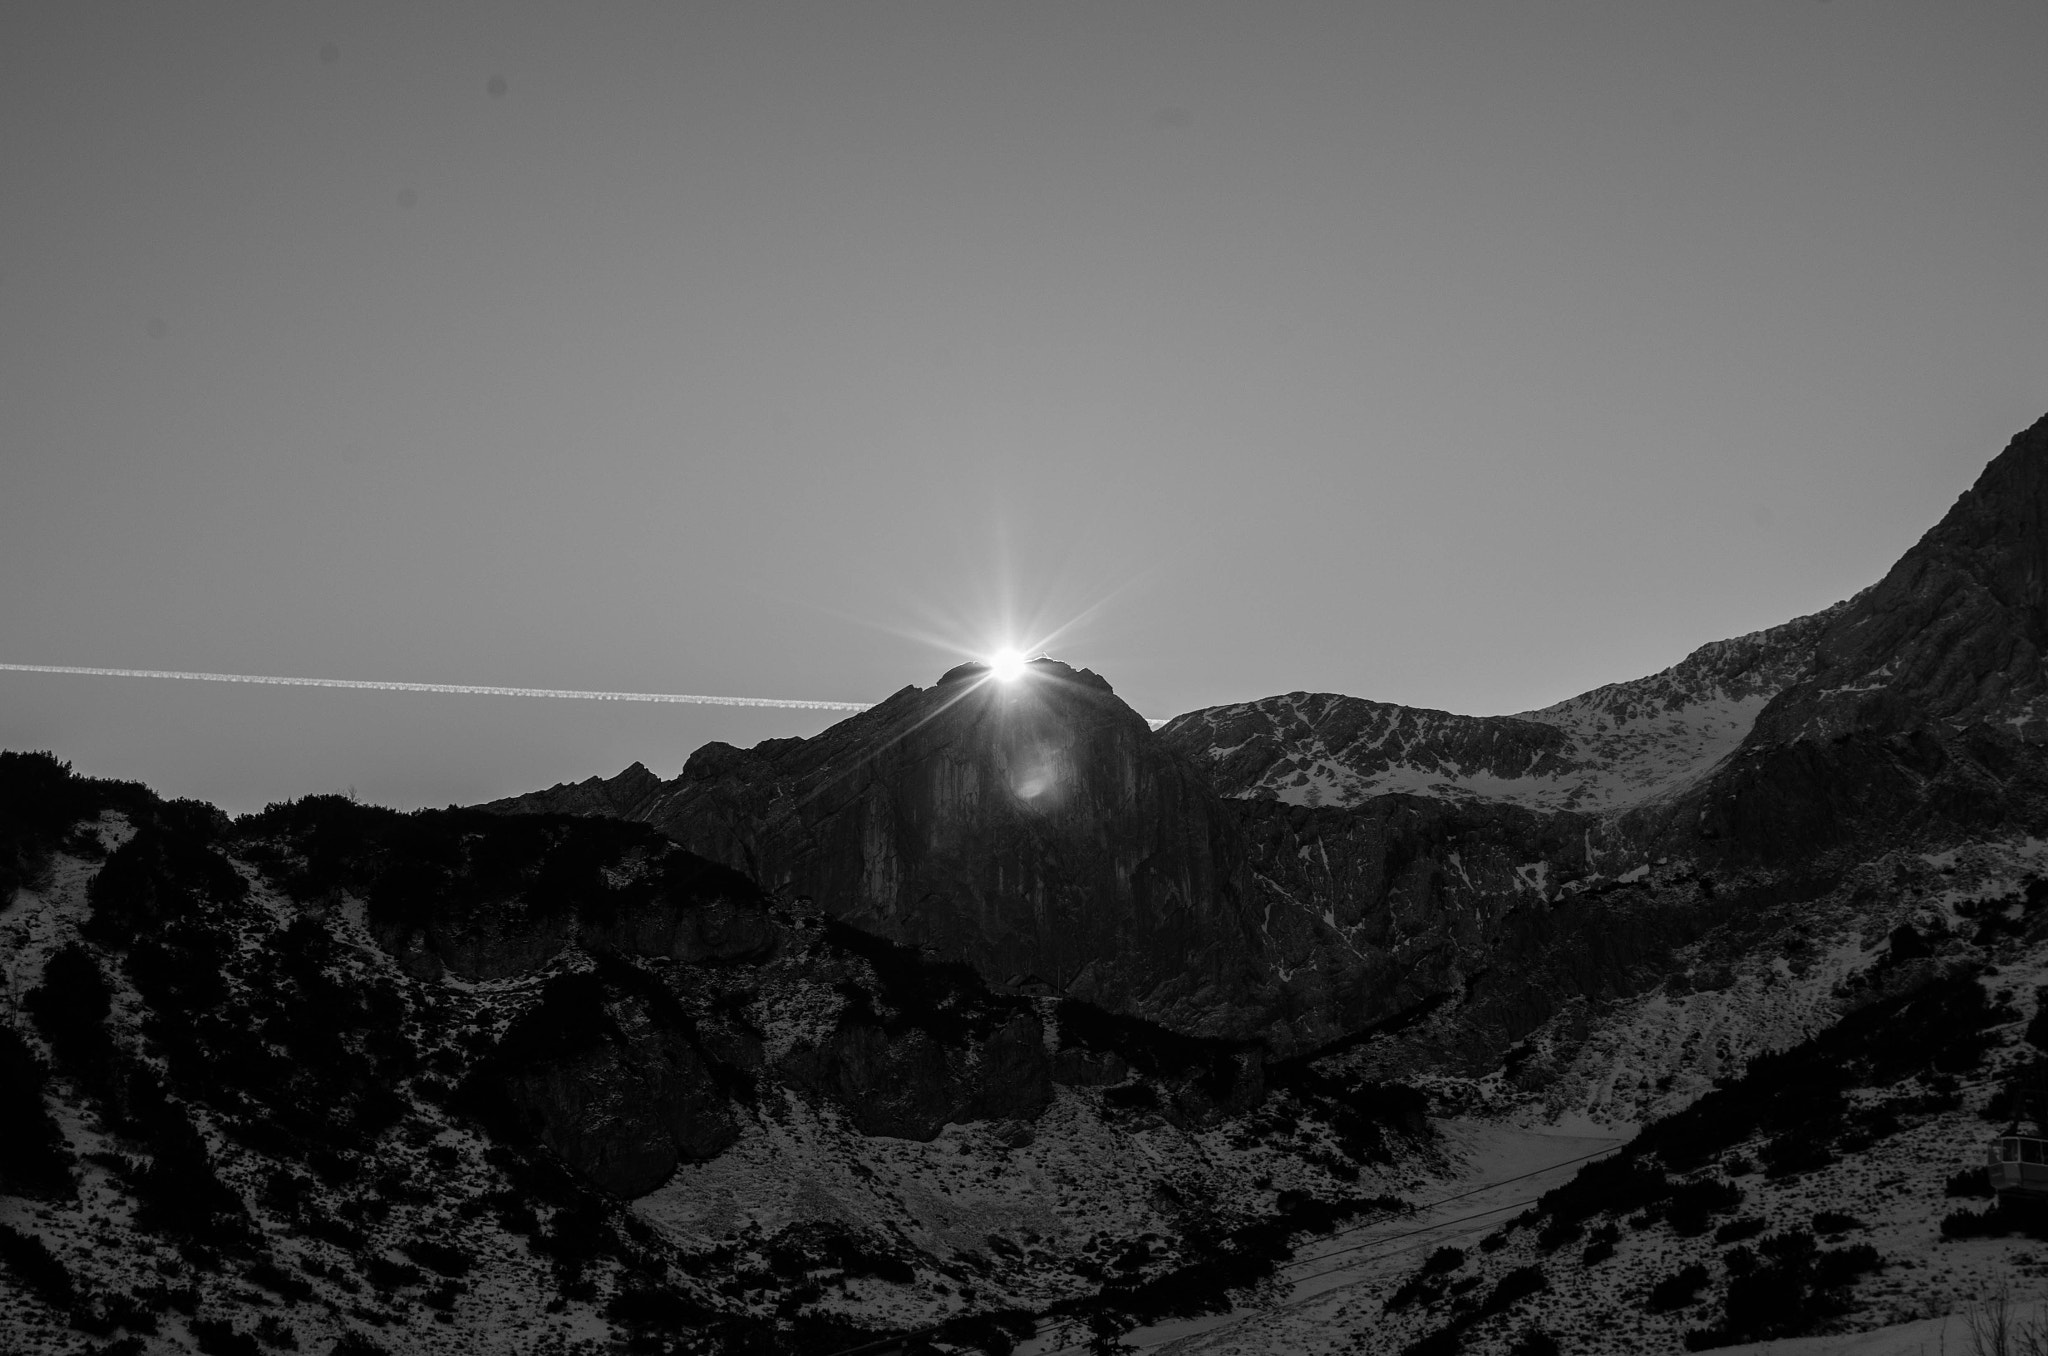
(1481, 1264, 1547, 1315)
(935, 1308, 1037, 1356)
(25, 943, 114, 1077)
(1383, 1273, 1442, 1313)
(301, 1214, 368, 1252)
(1667, 1178, 1743, 1235)
(121, 1082, 255, 1248)
(0, 1222, 74, 1308)
(86, 1292, 159, 1337)
(1700, 1230, 1883, 1345)
(1721, 1263, 1808, 1340)
(1940, 1204, 2004, 1239)
(0, 1027, 74, 1199)
(815, 1229, 913, 1286)
(244, 1261, 314, 1303)
(1400, 1325, 1463, 1356)
(1534, 1156, 1668, 1225)
(1103, 1082, 1159, 1111)
(364, 1257, 423, 1292)
(608, 1287, 714, 1333)
(188, 1317, 263, 1356)
(1811, 1244, 1881, 1288)
(1648, 1264, 1712, 1311)
(1421, 1246, 1464, 1275)
(85, 817, 245, 945)
(1714, 1218, 1764, 1245)
(254, 1315, 297, 1350)
(1760, 1133, 1835, 1179)
(1582, 1236, 1616, 1266)
(0, 752, 153, 901)
(1811, 1211, 1863, 1235)
(1508, 1330, 1561, 1356)
(1759, 1230, 1816, 1265)
(399, 1239, 472, 1279)
(1945, 1167, 1993, 1198)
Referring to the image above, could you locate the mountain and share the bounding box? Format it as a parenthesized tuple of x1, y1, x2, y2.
(10, 412, 2048, 1355)
(493, 658, 1287, 1046)
(491, 414, 2048, 1095)
(1168, 409, 2048, 832)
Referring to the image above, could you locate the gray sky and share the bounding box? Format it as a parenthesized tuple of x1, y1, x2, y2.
(4, 1, 2045, 814)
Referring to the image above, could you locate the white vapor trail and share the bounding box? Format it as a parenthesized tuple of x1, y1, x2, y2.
(0, 663, 874, 712)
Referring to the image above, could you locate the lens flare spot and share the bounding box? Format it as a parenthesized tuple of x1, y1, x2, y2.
(990, 648, 1027, 682)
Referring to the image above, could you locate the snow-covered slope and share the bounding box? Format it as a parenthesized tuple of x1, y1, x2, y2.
(1157, 603, 1849, 813)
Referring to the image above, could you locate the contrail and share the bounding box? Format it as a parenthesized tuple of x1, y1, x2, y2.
(0, 663, 873, 712)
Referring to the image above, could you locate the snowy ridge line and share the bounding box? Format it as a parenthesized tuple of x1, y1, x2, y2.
(0, 662, 875, 712)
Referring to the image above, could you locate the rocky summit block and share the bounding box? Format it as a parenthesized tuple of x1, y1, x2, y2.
(622, 657, 1281, 1043)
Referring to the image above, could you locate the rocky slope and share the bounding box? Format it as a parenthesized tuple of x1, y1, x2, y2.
(0, 753, 1427, 1356)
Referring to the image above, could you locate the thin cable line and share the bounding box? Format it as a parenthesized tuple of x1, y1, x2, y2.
(1277, 1140, 1628, 1272)
(1281, 1144, 1625, 1285)
(0, 663, 874, 712)
(1026, 1147, 1628, 1356)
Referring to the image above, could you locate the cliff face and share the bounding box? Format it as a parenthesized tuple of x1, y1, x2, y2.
(517, 659, 1282, 1042)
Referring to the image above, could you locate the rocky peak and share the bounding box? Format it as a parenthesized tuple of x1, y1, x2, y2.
(500, 660, 1281, 1042)
(485, 759, 666, 822)
(1643, 413, 2048, 866)
(1775, 411, 2048, 736)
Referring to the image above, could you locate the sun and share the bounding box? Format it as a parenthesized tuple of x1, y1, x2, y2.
(989, 648, 1028, 682)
